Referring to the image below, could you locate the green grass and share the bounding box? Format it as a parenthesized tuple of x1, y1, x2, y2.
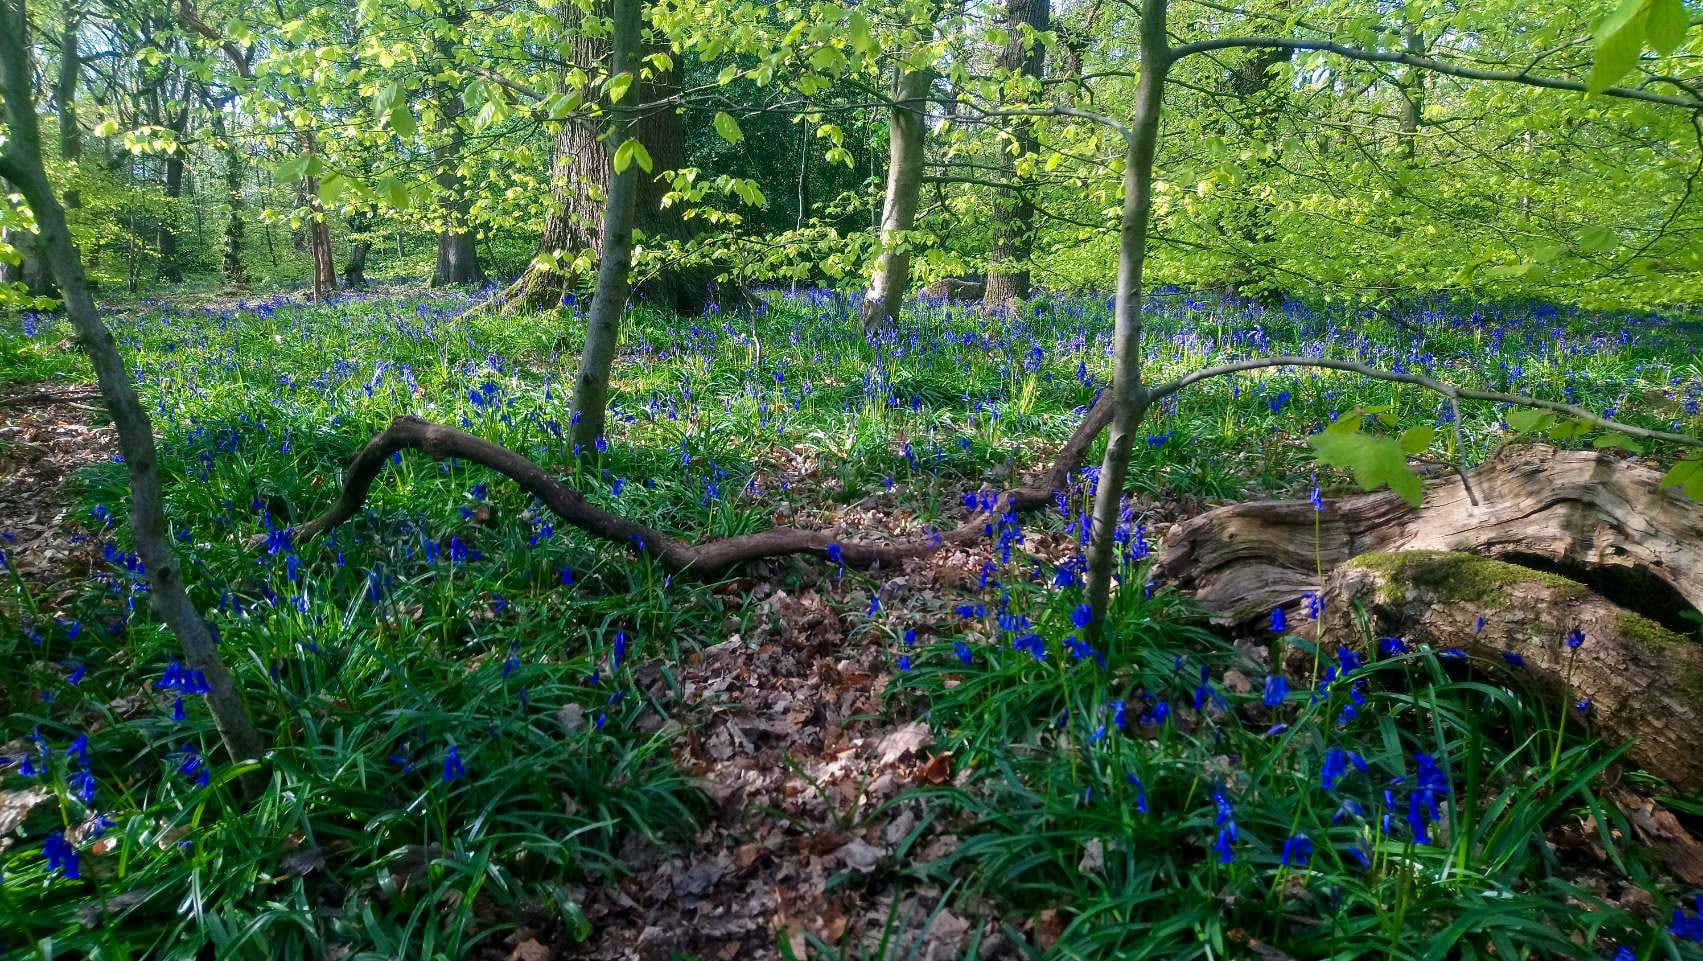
(1, 289, 1701, 960)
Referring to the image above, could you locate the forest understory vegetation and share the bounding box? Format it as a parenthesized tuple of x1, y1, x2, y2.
(3, 288, 1703, 960)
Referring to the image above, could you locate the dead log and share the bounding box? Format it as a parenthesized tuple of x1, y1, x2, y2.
(273, 391, 1115, 575)
(1316, 550, 1703, 792)
(1154, 443, 1703, 628)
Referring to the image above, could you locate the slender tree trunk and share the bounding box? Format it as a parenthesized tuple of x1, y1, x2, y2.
(1083, 0, 1169, 639)
(56, 3, 80, 210)
(157, 107, 188, 283)
(0, 0, 265, 774)
(298, 130, 336, 301)
(207, 103, 247, 285)
(568, 0, 641, 452)
(430, 7, 484, 288)
(859, 62, 933, 330)
(1398, 28, 1424, 162)
(983, 0, 1049, 311)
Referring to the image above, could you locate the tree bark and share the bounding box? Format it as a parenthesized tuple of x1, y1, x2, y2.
(1083, 0, 1168, 640)
(982, 0, 1048, 311)
(56, 2, 80, 211)
(0, 0, 265, 774)
(343, 213, 371, 289)
(157, 106, 189, 283)
(430, 6, 484, 288)
(1153, 444, 1703, 628)
(1318, 550, 1703, 792)
(207, 102, 247, 285)
(568, 0, 642, 452)
(298, 132, 336, 301)
(859, 62, 933, 330)
(505, 0, 710, 315)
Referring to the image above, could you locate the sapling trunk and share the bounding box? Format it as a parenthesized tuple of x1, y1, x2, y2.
(0, 1, 267, 774)
(1082, 0, 1170, 642)
(859, 62, 933, 330)
(569, 0, 643, 452)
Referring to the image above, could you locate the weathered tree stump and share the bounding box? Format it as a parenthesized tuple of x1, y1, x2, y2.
(1154, 443, 1703, 628)
(1315, 551, 1703, 792)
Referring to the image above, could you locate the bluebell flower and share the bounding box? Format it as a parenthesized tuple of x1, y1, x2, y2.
(1280, 833, 1313, 867)
(825, 543, 843, 577)
(897, 655, 911, 672)
(1212, 789, 1238, 863)
(1610, 947, 1636, 961)
(1675, 895, 1703, 942)
(43, 831, 79, 880)
(1270, 607, 1288, 634)
(442, 745, 465, 783)
(1127, 774, 1148, 813)
(1262, 675, 1288, 707)
(66, 736, 90, 767)
(177, 744, 210, 787)
(1565, 627, 1585, 650)
(612, 631, 628, 671)
(1012, 632, 1047, 662)
(1379, 636, 1409, 656)
(1502, 651, 1524, 667)
(70, 769, 97, 804)
(1071, 603, 1092, 630)
(1303, 592, 1322, 620)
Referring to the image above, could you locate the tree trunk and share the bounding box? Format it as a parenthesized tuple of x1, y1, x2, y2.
(343, 214, 371, 289)
(982, 0, 1048, 312)
(208, 103, 247, 285)
(568, 0, 642, 452)
(56, 3, 80, 210)
(0, 0, 266, 776)
(1083, 0, 1169, 639)
(1397, 27, 1424, 162)
(298, 132, 336, 301)
(506, 0, 710, 315)
(1153, 444, 1703, 629)
(430, 7, 484, 289)
(1318, 550, 1703, 792)
(858, 63, 933, 330)
(157, 107, 189, 283)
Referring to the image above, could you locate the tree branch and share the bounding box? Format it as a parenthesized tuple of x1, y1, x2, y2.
(280, 395, 1115, 575)
(1146, 355, 1703, 447)
(1168, 37, 1703, 110)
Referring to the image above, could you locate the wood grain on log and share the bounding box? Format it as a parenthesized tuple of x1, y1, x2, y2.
(1317, 551, 1703, 792)
(1154, 444, 1703, 627)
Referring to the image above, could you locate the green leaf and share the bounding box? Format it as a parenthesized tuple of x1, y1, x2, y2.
(1578, 225, 1619, 254)
(1506, 408, 1557, 433)
(317, 172, 346, 204)
(378, 177, 410, 210)
(1593, 432, 1645, 454)
(1589, 0, 1651, 94)
(388, 104, 415, 139)
(1399, 425, 1436, 455)
(607, 72, 633, 104)
(273, 154, 324, 183)
(1660, 455, 1703, 501)
(1549, 417, 1595, 440)
(614, 138, 651, 174)
(848, 10, 871, 53)
(1309, 431, 1425, 507)
(713, 111, 744, 144)
(1645, 0, 1689, 53)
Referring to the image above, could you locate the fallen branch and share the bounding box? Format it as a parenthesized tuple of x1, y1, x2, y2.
(280, 393, 1113, 575)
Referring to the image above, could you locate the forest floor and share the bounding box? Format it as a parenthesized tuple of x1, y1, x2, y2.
(3, 289, 1702, 961)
